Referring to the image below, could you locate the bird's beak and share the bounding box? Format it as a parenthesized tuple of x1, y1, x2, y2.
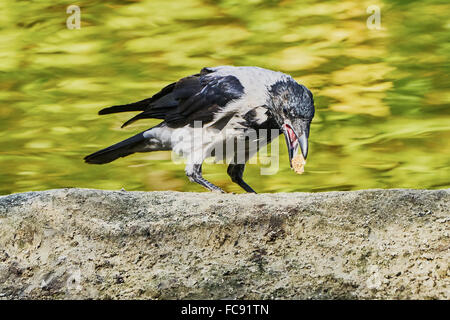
(282, 122, 308, 167)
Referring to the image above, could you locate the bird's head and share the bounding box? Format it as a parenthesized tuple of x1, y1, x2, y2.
(268, 79, 315, 167)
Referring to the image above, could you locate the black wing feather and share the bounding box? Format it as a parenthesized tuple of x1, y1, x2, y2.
(98, 82, 176, 115)
(165, 75, 244, 127)
(97, 68, 244, 128)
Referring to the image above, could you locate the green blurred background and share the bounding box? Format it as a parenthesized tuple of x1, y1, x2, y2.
(0, 0, 449, 194)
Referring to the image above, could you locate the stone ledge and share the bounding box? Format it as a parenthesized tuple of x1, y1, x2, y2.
(0, 188, 448, 299)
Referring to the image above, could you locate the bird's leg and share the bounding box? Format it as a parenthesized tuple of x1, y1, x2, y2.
(185, 163, 225, 193)
(227, 163, 256, 193)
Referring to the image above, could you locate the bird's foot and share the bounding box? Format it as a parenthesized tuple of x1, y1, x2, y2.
(186, 164, 225, 193)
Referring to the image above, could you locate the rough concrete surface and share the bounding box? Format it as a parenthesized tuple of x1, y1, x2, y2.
(0, 188, 448, 300)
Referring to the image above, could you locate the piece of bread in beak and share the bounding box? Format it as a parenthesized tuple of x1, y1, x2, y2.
(292, 153, 306, 174)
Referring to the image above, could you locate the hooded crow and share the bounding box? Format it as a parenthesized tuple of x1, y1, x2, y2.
(84, 66, 315, 193)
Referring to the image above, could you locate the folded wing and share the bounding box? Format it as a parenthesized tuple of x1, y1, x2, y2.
(98, 68, 245, 128)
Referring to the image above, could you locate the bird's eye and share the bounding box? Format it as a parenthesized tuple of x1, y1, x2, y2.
(283, 107, 289, 115)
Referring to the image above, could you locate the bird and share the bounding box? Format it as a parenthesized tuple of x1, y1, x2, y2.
(84, 66, 315, 193)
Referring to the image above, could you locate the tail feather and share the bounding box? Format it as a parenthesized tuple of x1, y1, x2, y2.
(84, 131, 147, 164)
